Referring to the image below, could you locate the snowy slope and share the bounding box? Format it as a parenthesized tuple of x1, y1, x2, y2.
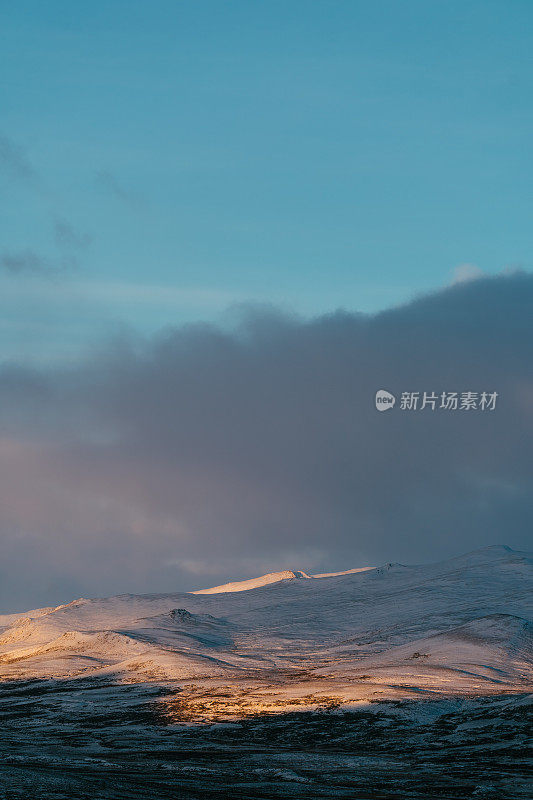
(0, 546, 531, 714)
(192, 569, 310, 594)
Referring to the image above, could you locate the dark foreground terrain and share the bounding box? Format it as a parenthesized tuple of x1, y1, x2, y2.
(0, 678, 530, 800)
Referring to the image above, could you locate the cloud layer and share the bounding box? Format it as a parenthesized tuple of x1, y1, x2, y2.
(0, 273, 532, 610)
(0, 134, 37, 183)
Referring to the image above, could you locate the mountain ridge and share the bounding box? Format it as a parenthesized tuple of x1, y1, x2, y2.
(0, 544, 530, 715)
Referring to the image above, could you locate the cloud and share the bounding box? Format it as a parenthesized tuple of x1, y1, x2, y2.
(0, 250, 49, 275)
(0, 272, 532, 610)
(0, 249, 78, 276)
(54, 219, 92, 251)
(451, 262, 485, 284)
(95, 170, 141, 207)
(1, 221, 89, 278)
(0, 134, 37, 182)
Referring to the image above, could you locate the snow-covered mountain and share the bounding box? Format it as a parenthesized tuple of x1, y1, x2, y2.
(191, 568, 311, 594)
(0, 545, 531, 716)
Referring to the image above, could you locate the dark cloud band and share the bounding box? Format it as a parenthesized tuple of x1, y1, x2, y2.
(0, 272, 531, 610)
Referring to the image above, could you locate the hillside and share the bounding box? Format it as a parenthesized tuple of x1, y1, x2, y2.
(0, 545, 531, 799)
(0, 545, 531, 713)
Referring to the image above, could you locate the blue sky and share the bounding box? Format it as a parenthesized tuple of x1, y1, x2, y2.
(1, 0, 532, 362)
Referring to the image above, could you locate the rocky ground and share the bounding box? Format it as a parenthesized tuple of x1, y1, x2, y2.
(0, 677, 530, 799)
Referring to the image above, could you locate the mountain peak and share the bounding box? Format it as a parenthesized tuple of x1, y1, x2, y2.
(191, 569, 310, 595)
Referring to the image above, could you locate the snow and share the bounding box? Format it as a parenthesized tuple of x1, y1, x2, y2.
(193, 566, 374, 590)
(192, 569, 310, 594)
(312, 566, 375, 577)
(0, 545, 531, 713)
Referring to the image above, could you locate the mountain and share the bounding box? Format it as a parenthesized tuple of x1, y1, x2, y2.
(0, 545, 531, 715)
(0, 546, 531, 799)
(192, 569, 311, 594)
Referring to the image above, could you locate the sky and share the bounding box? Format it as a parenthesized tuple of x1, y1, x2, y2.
(0, 2, 532, 609)
(1, 0, 532, 360)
